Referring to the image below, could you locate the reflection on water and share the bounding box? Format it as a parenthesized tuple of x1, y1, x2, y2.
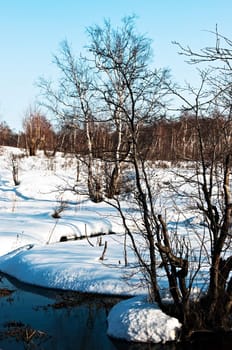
(0, 273, 170, 350)
(0, 273, 231, 350)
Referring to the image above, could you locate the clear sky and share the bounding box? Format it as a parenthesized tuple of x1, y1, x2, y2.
(0, 0, 231, 131)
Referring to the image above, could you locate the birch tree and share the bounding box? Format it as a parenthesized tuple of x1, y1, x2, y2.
(86, 17, 170, 197)
(38, 42, 103, 202)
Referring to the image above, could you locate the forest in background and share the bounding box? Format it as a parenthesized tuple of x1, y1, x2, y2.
(0, 110, 228, 162)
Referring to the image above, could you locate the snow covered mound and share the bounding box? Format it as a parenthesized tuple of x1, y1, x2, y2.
(107, 296, 182, 343)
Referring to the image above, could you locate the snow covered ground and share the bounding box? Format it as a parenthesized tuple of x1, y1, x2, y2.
(0, 146, 204, 344)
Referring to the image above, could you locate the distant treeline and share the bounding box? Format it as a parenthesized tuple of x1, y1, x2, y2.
(0, 111, 229, 162)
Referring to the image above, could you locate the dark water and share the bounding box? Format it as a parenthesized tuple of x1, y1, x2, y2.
(0, 273, 231, 350)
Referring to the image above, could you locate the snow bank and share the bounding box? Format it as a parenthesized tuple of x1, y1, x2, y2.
(0, 238, 145, 296)
(107, 296, 182, 343)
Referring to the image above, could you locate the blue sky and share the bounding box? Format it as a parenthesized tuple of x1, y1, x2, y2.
(0, 0, 231, 131)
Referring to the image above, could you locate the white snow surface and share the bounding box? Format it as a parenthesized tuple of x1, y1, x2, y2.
(107, 296, 181, 343)
(0, 147, 187, 343)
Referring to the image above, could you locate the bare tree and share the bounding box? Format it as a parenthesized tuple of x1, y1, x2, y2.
(104, 25, 232, 335)
(85, 18, 174, 305)
(87, 19, 131, 197)
(87, 17, 170, 197)
(38, 42, 103, 202)
(22, 107, 55, 156)
(0, 121, 17, 147)
(169, 30, 232, 332)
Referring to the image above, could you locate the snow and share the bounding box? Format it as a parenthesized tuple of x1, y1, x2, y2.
(0, 147, 185, 344)
(107, 296, 181, 343)
(0, 239, 144, 296)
